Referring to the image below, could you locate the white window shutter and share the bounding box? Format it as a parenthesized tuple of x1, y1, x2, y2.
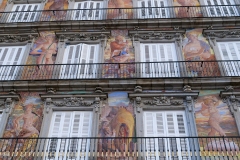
(74, 1, 103, 20)
(0, 46, 25, 80)
(144, 112, 155, 136)
(138, 0, 169, 18)
(78, 43, 88, 77)
(94, 2, 102, 19)
(9, 4, 40, 22)
(218, 41, 240, 76)
(61, 44, 82, 79)
(143, 44, 150, 75)
(204, 0, 238, 17)
(0, 48, 8, 65)
(47, 111, 92, 160)
(78, 44, 99, 78)
(144, 111, 189, 160)
(140, 43, 178, 78)
(47, 112, 73, 160)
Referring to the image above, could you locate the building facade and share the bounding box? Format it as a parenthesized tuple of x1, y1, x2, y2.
(0, 0, 240, 159)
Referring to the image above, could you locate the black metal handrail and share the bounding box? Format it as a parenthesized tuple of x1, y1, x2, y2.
(0, 137, 239, 159)
(0, 60, 240, 81)
(0, 5, 239, 23)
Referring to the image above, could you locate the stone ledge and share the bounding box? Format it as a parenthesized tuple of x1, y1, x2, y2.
(0, 77, 237, 92)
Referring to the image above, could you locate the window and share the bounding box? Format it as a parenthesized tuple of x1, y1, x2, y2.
(204, 0, 239, 17)
(143, 111, 189, 160)
(140, 43, 179, 77)
(8, 4, 41, 22)
(0, 46, 26, 80)
(46, 111, 92, 160)
(217, 41, 240, 76)
(72, 1, 103, 20)
(60, 43, 99, 79)
(138, 0, 169, 18)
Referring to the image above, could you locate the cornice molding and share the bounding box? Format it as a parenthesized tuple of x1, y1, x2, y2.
(143, 96, 183, 106)
(129, 92, 199, 98)
(203, 29, 240, 38)
(129, 30, 185, 41)
(0, 34, 38, 43)
(40, 94, 107, 99)
(56, 31, 111, 42)
(51, 97, 99, 107)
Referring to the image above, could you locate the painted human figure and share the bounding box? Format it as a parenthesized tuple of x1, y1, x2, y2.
(30, 35, 57, 65)
(176, 0, 201, 18)
(183, 32, 211, 60)
(110, 35, 129, 63)
(117, 123, 129, 152)
(108, 0, 129, 19)
(48, 0, 65, 19)
(12, 103, 40, 138)
(200, 96, 226, 136)
(110, 35, 130, 76)
(30, 35, 57, 76)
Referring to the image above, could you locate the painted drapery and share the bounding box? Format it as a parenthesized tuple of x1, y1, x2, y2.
(182, 29, 220, 76)
(1, 92, 43, 160)
(103, 30, 135, 78)
(41, 0, 68, 21)
(98, 91, 135, 159)
(195, 90, 239, 155)
(173, 0, 202, 17)
(22, 31, 58, 80)
(107, 0, 133, 19)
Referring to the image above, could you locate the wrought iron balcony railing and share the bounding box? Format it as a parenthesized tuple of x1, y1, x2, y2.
(0, 137, 239, 159)
(0, 5, 239, 23)
(0, 60, 239, 81)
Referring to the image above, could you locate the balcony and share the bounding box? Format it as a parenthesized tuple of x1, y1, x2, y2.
(0, 61, 239, 81)
(0, 137, 239, 159)
(0, 5, 240, 31)
(1, 5, 240, 23)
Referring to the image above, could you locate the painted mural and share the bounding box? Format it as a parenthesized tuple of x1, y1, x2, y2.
(22, 31, 58, 80)
(107, 0, 133, 19)
(182, 29, 220, 76)
(0, 0, 7, 12)
(98, 91, 135, 159)
(195, 90, 239, 155)
(103, 30, 135, 78)
(173, 0, 202, 17)
(1, 92, 43, 159)
(41, 0, 68, 21)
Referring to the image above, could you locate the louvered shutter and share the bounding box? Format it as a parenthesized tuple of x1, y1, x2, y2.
(0, 46, 25, 80)
(78, 44, 99, 78)
(144, 111, 189, 160)
(218, 42, 240, 76)
(204, 0, 238, 17)
(73, 1, 103, 20)
(68, 112, 92, 160)
(140, 43, 178, 78)
(47, 111, 92, 160)
(61, 44, 82, 79)
(9, 4, 40, 22)
(47, 112, 72, 160)
(138, 0, 169, 18)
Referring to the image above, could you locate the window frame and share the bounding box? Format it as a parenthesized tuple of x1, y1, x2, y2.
(60, 42, 101, 79)
(136, 0, 172, 19)
(139, 41, 180, 78)
(216, 40, 240, 76)
(8, 3, 42, 22)
(72, 0, 104, 20)
(0, 44, 28, 80)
